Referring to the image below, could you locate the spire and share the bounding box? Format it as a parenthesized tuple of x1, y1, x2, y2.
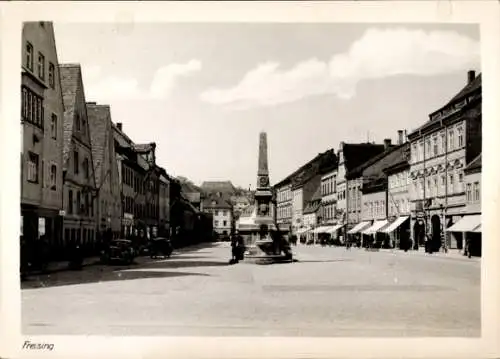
(257, 132, 269, 176)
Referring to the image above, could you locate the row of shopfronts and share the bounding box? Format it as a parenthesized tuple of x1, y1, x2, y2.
(296, 209, 481, 257)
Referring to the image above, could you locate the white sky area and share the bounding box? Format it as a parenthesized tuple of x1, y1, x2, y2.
(53, 23, 480, 188)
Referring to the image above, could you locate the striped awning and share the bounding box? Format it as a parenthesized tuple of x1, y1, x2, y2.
(362, 220, 389, 235)
(447, 215, 481, 233)
(327, 224, 344, 233)
(347, 221, 372, 234)
(312, 226, 331, 234)
(380, 216, 409, 234)
(296, 227, 311, 235)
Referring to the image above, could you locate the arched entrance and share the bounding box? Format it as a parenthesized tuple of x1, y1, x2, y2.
(413, 219, 425, 249)
(431, 215, 441, 251)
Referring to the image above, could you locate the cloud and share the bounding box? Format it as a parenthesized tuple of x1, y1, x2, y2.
(200, 27, 480, 109)
(81, 59, 202, 101)
(150, 59, 202, 99)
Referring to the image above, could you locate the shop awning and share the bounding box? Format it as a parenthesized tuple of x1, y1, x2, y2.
(380, 216, 409, 234)
(327, 224, 344, 233)
(296, 227, 311, 234)
(312, 226, 330, 233)
(347, 221, 372, 234)
(362, 219, 389, 235)
(447, 215, 481, 233)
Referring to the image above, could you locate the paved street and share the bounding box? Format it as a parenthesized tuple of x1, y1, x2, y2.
(22, 243, 480, 337)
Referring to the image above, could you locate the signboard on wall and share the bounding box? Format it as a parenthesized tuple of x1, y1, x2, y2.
(38, 218, 46, 236)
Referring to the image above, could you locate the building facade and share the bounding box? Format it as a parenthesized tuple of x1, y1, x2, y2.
(114, 123, 150, 239)
(158, 167, 171, 237)
(86, 102, 122, 239)
(202, 194, 232, 236)
(447, 154, 481, 256)
(337, 142, 386, 239)
(275, 180, 292, 226)
(59, 64, 98, 253)
(320, 167, 338, 226)
(408, 71, 481, 251)
(21, 22, 65, 256)
(382, 153, 411, 249)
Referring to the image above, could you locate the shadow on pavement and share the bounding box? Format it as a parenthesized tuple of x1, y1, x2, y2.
(295, 259, 353, 263)
(140, 259, 230, 270)
(22, 268, 210, 290)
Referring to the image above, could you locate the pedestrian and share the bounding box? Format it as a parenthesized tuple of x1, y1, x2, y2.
(229, 234, 238, 264)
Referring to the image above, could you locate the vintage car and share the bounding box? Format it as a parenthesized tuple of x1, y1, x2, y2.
(149, 237, 173, 259)
(100, 239, 136, 265)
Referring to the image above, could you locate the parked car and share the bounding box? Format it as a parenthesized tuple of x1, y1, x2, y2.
(100, 239, 136, 265)
(149, 237, 173, 259)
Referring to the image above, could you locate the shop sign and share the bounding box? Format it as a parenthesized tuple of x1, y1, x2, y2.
(38, 218, 46, 236)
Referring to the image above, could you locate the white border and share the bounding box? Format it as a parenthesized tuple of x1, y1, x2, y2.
(1, 1, 499, 359)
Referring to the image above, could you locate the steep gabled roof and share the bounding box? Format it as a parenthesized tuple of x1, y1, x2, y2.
(446, 73, 482, 106)
(465, 153, 481, 173)
(86, 103, 110, 186)
(343, 143, 386, 175)
(202, 194, 232, 209)
(201, 181, 235, 194)
(59, 64, 81, 169)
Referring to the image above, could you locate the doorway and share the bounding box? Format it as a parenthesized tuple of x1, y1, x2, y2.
(431, 215, 441, 251)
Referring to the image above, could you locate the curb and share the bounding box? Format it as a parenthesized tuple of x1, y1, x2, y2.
(377, 248, 480, 262)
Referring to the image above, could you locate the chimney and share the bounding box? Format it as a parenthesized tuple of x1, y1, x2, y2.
(117, 122, 123, 131)
(397, 130, 404, 145)
(467, 70, 476, 84)
(383, 138, 391, 150)
(404, 129, 408, 142)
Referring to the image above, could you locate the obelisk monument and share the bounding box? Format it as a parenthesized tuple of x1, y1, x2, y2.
(252, 132, 276, 254)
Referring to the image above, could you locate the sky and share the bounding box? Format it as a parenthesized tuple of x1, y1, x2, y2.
(53, 22, 480, 189)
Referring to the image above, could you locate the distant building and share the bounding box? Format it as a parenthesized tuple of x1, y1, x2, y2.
(202, 194, 233, 236)
(157, 166, 171, 237)
(21, 22, 65, 256)
(87, 102, 122, 238)
(59, 64, 98, 253)
(274, 178, 293, 228)
(113, 123, 158, 239)
(303, 186, 322, 243)
(408, 70, 481, 251)
(337, 141, 386, 239)
(201, 181, 235, 195)
(382, 137, 411, 249)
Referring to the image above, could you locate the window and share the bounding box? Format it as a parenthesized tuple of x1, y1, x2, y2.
(73, 151, 79, 174)
(214, 220, 219, 227)
(449, 174, 454, 194)
(440, 133, 446, 154)
(21, 88, 44, 128)
(474, 182, 480, 202)
(83, 158, 89, 179)
(448, 129, 455, 151)
(457, 127, 464, 148)
(50, 114, 57, 139)
(76, 191, 81, 214)
(48, 62, 55, 88)
(50, 164, 57, 190)
(412, 144, 417, 163)
(458, 172, 464, 192)
(68, 190, 73, 214)
(37, 52, 45, 80)
(223, 220, 227, 226)
(27, 152, 39, 183)
(432, 137, 438, 156)
(425, 139, 431, 158)
(466, 183, 472, 202)
(433, 176, 438, 197)
(26, 42, 34, 70)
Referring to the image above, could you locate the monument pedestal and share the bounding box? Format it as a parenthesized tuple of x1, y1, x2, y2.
(236, 132, 294, 264)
